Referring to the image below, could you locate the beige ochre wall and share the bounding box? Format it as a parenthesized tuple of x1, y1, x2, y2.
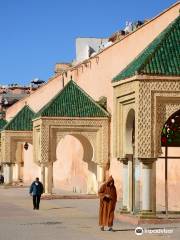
(11, 143, 40, 185)
(32, 116, 109, 195)
(53, 135, 97, 194)
(6, 75, 63, 121)
(23, 144, 40, 185)
(157, 147, 180, 211)
(62, 2, 180, 199)
(4, 2, 180, 199)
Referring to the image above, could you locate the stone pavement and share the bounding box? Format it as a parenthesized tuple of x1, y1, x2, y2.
(0, 188, 180, 240)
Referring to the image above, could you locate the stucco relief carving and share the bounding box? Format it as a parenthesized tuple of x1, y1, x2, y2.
(1, 131, 32, 164)
(113, 81, 137, 158)
(33, 117, 109, 166)
(56, 132, 66, 145)
(1, 133, 11, 163)
(114, 80, 138, 97)
(138, 80, 180, 158)
(154, 96, 180, 157)
(137, 81, 152, 158)
(165, 104, 180, 120)
(116, 100, 136, 158)
(113, 78, 180, 159)
(40, 124, 50, 163)
(33, 127, 41, 165)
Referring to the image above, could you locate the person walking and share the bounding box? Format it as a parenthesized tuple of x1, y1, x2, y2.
(98, 175, 117, 231)
(0, 174, 4, 184)
(29, 177, 44, 210)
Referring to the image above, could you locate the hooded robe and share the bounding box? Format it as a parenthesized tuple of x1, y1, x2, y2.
(98, 176, 117, 227)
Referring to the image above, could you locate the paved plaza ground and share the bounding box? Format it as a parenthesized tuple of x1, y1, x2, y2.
(0, 187, 180, 240)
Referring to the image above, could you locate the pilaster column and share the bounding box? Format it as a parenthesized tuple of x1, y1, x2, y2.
(3, 163, 13, 184)
(140, 158, 156, 216)
(97, 164, 105, 186)
(41, 162, 53, 194)
(45, 163, 53, 194)
(120, 158, 129, 212)
(12, 163, 19, 181)
(134, 158, 141, 212)
(40, 164, 45, 188)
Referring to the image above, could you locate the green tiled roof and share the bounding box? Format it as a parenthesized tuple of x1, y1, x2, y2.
(34, 80, 109, 118)
(113, 15, 180, 82)
(4, 105, 35, 131)
(0, 119, 7, 131)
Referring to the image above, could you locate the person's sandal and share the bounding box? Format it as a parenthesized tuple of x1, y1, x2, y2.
(100, 226, 104, 231)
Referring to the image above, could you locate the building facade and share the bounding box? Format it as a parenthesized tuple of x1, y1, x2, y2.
(0, 2, 180, 216)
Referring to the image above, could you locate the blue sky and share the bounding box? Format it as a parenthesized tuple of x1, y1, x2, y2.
(0, 0, 176, 85)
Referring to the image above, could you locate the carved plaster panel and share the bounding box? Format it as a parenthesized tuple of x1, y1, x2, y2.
(1, 131, 32, 163)
(33, 117, 109, 166)
(113, 78, 180, 159)
(138, 79, 180, 158)
(153, 95, 180, 157)
(113, 81, 138, 158)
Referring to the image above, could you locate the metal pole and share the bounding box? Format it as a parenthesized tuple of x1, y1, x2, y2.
(132, 144, 135, 214)
(165, 146, 168, 216)
(132, 155, 134, 213)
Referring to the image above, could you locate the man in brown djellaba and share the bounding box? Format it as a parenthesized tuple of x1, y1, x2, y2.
(98, 175, 117, 231)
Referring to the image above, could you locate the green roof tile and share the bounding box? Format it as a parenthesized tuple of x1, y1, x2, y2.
(0, 119, 7, 131)
(4, 105, 35, 131)
(34, 80, 109, 118)
(113, 15, 180, 82)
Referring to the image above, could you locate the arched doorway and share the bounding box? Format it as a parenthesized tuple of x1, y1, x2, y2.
(53, 134, 97, 194)
(122, 108, 139, 212)
(157, 109, 180, 213)
(12, 141, 39, 185)
(32, 80, 110, 194)
(125, 109, 135, 155)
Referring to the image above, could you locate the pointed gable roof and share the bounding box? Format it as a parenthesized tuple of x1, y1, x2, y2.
(0, 119, 7, 131)
(34, 80, 109, 118)
(113, 15, 180, 82)
(4, 105, 35, 131)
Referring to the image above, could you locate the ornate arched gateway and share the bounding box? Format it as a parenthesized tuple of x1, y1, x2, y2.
(0, 81, 110, 194)
(1, 106, 35, 184)
(33, 80, 110, 193)
(112, 15, 180, 216)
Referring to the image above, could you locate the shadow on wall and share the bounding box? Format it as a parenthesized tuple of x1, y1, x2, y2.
(72, 133, 97, 177)
(125, 108, 135, 155)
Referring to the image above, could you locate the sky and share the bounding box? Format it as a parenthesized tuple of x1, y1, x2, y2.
(0, 0, 177, 85)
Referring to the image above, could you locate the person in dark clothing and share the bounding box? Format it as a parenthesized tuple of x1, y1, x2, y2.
(29, 177, 44, 210)
(0, 174, 4, 184)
